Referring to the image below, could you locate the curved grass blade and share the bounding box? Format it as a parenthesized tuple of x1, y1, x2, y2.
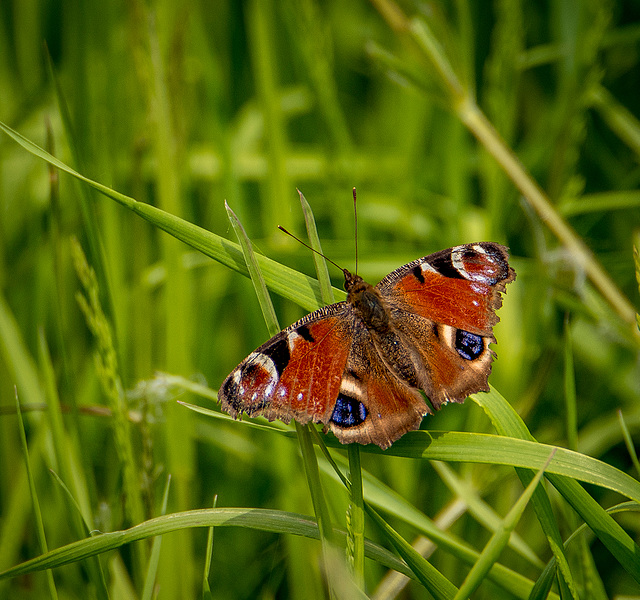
(202, 495, 217, 600)
(453, 449, 556, 599)
(298, 188, 335, 304)
(0, 507, 413, 583)
(225, 201, 280, 335)
(0, 121, 344, 313)
(366, 504, 457, 600)
(474, 387, 640, 585)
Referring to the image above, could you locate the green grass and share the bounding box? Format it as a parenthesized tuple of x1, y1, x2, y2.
(1, 1, 640, 598)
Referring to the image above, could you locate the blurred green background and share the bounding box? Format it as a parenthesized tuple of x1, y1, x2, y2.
(1, 0, 639, 598)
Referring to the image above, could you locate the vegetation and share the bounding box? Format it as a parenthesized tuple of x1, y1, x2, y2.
(1, 1, 639, 598)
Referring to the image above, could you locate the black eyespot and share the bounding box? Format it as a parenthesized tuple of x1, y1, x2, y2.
(330, 394, 367, 428)
(455, 330, 484, 360)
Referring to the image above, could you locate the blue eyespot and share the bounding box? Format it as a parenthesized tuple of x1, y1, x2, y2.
(455, 330, 484, 360)
(330, 395, 367, 428)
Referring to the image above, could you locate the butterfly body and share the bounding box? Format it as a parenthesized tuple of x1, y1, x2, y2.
(219, 242, 515, 449)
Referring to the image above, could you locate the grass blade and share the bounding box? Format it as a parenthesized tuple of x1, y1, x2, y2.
(15, 389, 58, 599)
(141, 475, 171, 600)
(453, 449, 556, 599)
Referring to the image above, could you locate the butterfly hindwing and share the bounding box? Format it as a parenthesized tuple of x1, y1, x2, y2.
(326, 324, 428, 448)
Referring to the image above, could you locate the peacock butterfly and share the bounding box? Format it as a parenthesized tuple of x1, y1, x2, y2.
(218, 242, 515, 449)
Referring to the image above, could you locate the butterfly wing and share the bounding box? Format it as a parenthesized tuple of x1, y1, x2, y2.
(327, 324, 428, 448)
(219, 242, 514, 448)
(218, 301, 429, 449)
(218, 303, 353, 426)
(376, 242, 515, 409)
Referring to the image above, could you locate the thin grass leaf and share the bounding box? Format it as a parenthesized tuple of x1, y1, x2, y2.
(617, 410, 640, 479)
(366, 504, 458, 600)
(347, 444, 366, 590)
(44, 44, 115, 329)
(15, 390, 58, 600)
(0, 508, 413, 583)
(474, 387, 640, 585)
(0, 292, 46, 409)
(588, 84, 640, 158)
(37, 329, 94, 530)
(47, 470, 93, 536)
(0, 120, 344, 312)
(299, 189, 335, 305)
(431, 461, 544, 569)
(225, 201, 280, 335)
(560, 190, 640, 217)
(141, 475, 171, 600)
(563, 319, 578, 451)
(453, 449, 556, 600)
(202, 495, 217, 600)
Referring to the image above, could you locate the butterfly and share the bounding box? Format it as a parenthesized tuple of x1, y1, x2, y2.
(218, 243, 515, 449)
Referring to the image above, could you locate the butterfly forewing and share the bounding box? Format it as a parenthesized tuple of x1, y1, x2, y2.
(219, 304, 352, 426)
(378, 242, 515, 335)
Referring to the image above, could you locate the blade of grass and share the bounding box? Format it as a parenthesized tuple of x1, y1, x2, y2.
(564, 319, 578, 451)
(202, 495, 217, 600)
(299, 188, 335, 304)
(38, 330, 109, 599)
(366, 504, 458, 600)
(37, 329, 94, 530)
(141, 475, 171, 600)
(0, 507, 412, 582)
(474, 387, 640, 585)
(225, 201, 281, 336)
(618, 410, 640, 479)
(347, 444, 365, 590)
(44, 44, 116, 333)
(0, 118, 344, 311)
(453, 449, 556, 600)
(15, 389, 58, 599)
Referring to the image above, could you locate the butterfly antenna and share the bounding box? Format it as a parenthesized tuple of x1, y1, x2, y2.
(353, 187, 358, 275)
(277, 226, 345, 273)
